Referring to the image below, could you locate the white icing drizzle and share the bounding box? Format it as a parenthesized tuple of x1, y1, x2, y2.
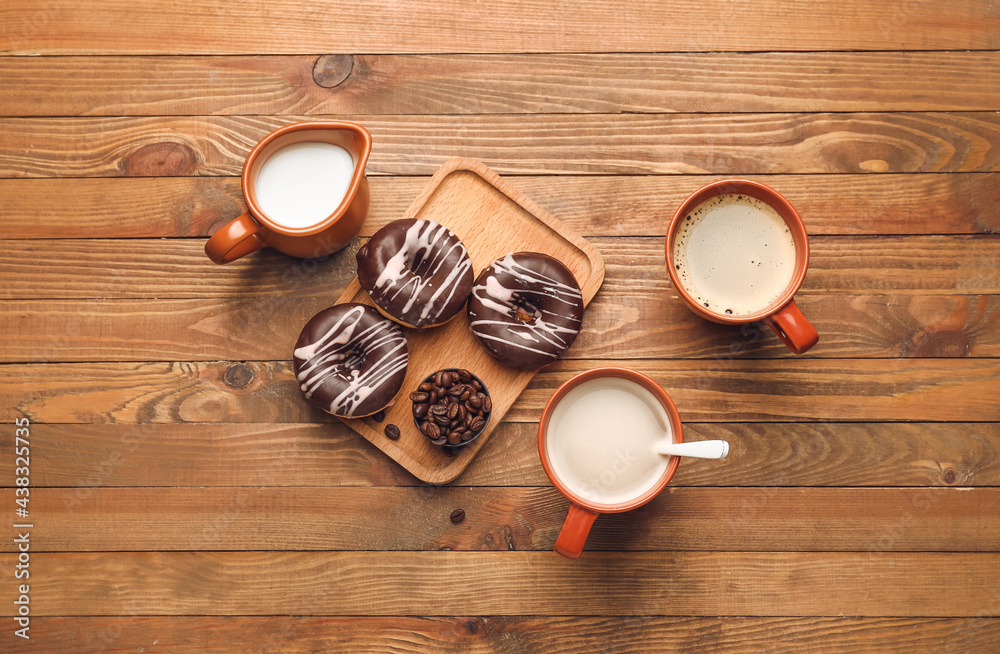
(469, 253, 583, 361)
(294, 305, 408, 417)
(372, 219, 472, 326)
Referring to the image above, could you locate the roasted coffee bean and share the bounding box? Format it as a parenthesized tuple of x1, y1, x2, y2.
(440, 371, 452, 387)
(447, 432, 461, 445)
(412, 403, 428, 419)
(472, 380, 482, 390)
(428, 391, 438, 404)
(384, 424, 400, 440)
(433, 414, 451, 427)
(482, 395, 492, 413)
(450, 418, 461, 428)
(429, 404, 447, 417)
(409, 391, 428, 403)
(372, 410, 386, 423)
(459, 389, 471, 401)
(450, 508, 466, 523)
(458, 369, 471, 382)
(422, 421, 441, 438)
(457, 404, 468, 422)
(431, 436, 448, 446)
(446, 383, 462, 397)
(447, 402, 459, 420)
(460, 430, 474, 442)
(468, 395, 481, 409)
(434, 370, 444, 386)
(419, 382, 433, 392)
(470, 417, 486, 432)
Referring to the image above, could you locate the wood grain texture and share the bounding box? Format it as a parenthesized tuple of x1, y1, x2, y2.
(5, 486, 996, 552)
(3, 422, 996, 489)
(6, 616, 999, 654)
(3, 359, 999, 424)
(3, 551, 999, 617)
(4, 52, 1000, 116)
(3, 0, 999, 54)
(2, 112, 999, 178)
(3, 293, 998, 362)
(3, 173, 998, 240)
(2, 236, 998, 301)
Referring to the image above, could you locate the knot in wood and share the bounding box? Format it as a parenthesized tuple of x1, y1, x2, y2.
(313, 55, 354, 88)
(122, 141, 199, 176)
(942, 468, 958, 485)
(224, 362, 255, 389)
(909, 329, 970, 357)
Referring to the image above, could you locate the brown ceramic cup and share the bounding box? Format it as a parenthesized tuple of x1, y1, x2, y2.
(665, 179, 819, 354)
(538, 367, 683, 559)
(205, 121, 372, 264)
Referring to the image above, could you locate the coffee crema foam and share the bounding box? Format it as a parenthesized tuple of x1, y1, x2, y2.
(672, 194, 796, 316)
(545, 377, 673, 507)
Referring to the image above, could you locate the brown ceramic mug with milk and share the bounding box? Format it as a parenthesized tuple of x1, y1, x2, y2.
(539, 368, 684, 559)
(665, 179, 819, 354)
(205, 121, 372, 264)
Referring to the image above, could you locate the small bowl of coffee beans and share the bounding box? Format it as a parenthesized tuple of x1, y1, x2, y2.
(411, 368, 492, 450)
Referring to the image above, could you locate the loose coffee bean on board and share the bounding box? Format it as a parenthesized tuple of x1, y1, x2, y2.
(384, 424, 400, 440)
(450, 508, 465, 523)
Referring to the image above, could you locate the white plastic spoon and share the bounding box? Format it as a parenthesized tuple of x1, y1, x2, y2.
(657, 440, 730, 459)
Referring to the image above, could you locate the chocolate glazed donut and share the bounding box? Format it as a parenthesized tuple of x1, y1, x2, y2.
(467, 252, 584, 369)
(293, 303, 408, 418)
(356, 218, 474, 329)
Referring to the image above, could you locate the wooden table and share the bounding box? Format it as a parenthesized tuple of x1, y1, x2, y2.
(2, 1, 999, 651)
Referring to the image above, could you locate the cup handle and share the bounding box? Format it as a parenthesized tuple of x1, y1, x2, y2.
(205, 212, 265, 264)
(554, 504, 599, 559)
(763, 299, 819, 354)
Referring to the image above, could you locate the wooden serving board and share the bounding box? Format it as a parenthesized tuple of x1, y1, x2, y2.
(334, 158, 605, 484)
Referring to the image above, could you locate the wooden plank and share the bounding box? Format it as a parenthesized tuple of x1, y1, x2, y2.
(2, 359, 999, 424)
(2, 551, 998, 617)
(15, 422, 1000, 488)
(3, 292, 998, 363)
(2, 0, 998, 54)
(2, 112, 999, 178)
(4, 487, 996, 552)
(3, 422, 996, 489)
(4, 52, 1000, 116)
(2, 236, 997, 300)
(7, 616, 1000, 654)
(3, 173, 998, 240)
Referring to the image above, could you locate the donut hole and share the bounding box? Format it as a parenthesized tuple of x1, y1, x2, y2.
(342, 343, 367, 371)
(510, 295, 541, 325)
